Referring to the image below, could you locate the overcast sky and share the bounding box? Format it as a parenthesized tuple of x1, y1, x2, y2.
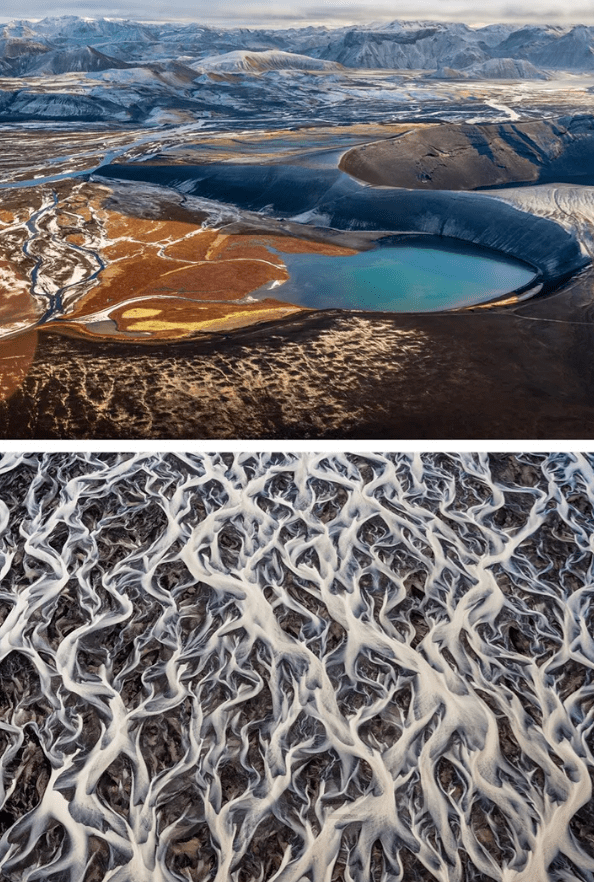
(3, 0, 594, 27)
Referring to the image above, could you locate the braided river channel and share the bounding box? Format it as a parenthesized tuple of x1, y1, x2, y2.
(0, 452, 592, 882)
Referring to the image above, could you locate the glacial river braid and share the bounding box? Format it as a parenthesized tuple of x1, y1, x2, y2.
(0, 452, 592, 882)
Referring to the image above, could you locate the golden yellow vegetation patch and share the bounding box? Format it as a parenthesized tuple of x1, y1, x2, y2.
(63, 296, 307, 341)
(122, 307, 162, 318)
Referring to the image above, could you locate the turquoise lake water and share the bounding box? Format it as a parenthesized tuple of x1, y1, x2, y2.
(266, 243, 536, 312)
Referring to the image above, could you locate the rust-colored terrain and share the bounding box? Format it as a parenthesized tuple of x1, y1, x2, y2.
(0, 124, 382, 406)
(0, 121, 404, 390)
(60, 211, 356, 341)
(0, 176, 359, 393)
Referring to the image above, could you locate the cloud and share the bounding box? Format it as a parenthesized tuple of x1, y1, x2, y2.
(2, 0, 594, 26)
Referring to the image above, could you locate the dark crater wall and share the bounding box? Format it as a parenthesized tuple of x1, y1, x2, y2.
(96, 162, 588, 289)
(339, 115, 594, 190)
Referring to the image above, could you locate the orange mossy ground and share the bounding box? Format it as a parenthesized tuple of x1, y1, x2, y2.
(163, 231, 356, 264)
(164, 230, 230, 262)
(246, 234, 356, 257)
(54, 196, 361, 341)
(102, 215, 196, 244)
(68, 252, 288, 317)
(65, 233, 88, 247)
(100, 240, 147, 261)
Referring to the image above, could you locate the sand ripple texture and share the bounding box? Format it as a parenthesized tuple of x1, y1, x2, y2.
(0, 452, 593, 882)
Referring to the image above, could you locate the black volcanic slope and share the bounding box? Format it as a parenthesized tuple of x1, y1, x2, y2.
(96, 161, 587, 291)
(340, 116, 594, 190)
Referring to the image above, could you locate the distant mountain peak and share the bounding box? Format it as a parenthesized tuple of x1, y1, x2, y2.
(195, 48, 343, 73)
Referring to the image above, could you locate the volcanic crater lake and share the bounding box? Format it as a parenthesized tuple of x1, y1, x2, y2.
(265, 241, 537, 312)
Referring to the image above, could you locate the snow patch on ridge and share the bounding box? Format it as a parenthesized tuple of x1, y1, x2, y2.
(194, 49, 343, 74)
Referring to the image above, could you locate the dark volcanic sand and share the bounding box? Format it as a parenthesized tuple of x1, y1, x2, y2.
(339, 116, 594, 190)
(2, 265, 594, 439)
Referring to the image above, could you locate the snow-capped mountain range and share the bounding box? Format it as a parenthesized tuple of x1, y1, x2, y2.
(2, 16, 594, 76)
(0, 17, 593, 126)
